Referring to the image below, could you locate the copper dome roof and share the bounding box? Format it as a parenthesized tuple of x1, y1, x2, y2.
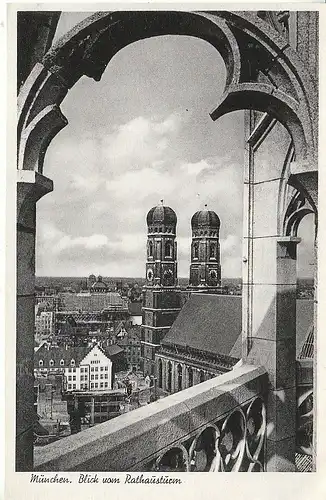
(191, 209, 220, 229)
(147, 204, 177, 226)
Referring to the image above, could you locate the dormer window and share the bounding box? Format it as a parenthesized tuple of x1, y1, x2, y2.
(71, 359, 75, 367)
(49, 359, 54, 367)
(39, 360, 43, 367)
(60, 359, 64, 366)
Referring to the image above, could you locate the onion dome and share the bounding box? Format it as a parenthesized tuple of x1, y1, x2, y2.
(191, 206, 220, 230)
(146, 201, 177, 227)
(91, 275, 108, 292)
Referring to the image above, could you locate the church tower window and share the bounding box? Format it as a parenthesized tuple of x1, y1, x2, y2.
(165, 240, 172, 258)
(193, 242, 199, 259)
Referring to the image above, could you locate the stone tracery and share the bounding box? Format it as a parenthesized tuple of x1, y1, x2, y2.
(146, 397, 266, 472)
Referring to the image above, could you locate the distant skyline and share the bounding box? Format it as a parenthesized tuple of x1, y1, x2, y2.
(36, 12, 314, 278)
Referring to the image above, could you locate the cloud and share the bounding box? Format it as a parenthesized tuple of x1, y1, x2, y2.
(220, 234, 239, 253)
(37, 28, 314, 279)
(180, 159, 213, 176)
(38, 222, 144, 261)
(101, 114, 182, 172)
(106, 167, 175, 200)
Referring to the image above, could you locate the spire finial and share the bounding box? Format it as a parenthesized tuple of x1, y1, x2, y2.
(204, 203, 208, 209)
(160, 199, 164, 205)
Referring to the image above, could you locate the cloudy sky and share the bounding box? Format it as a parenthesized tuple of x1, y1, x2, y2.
(36, 12, 314, 278)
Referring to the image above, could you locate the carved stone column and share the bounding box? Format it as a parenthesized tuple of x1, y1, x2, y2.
(244, 237, 299, 471)
(16, 170, 53, 471)
(182, 363, 187, 390)
(161, 359, 167, 392)
(171, 361, 176, 393)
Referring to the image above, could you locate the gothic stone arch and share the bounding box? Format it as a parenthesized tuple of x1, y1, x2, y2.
(16, 10, 318, 472)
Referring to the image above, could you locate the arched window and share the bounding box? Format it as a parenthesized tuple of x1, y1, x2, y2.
(188, 366, 193, 387)
(199, 370, 205, 383)
(210, 243, 216, 258)
(39, 359, 43, 367)
(193, 242, 199, 259)
(167, 362, 172, 392)
(165, 241, 172, 258)
(49, 359, 54, 367)
(158, 359, 163, 388)
(148, 241, 153, 257)
(177, 364, 182, 391)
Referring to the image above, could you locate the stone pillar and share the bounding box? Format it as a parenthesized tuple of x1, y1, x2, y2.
(171, 361, 176, 393)
(161, 359, 166, 392)
(182, 364, 187, 390)
(193, 368, 200, 386)
(166, 361, 171, 392)
(244, 236, 299, 471)
(242, 113, 301, 471)
(16, 170, 53, 471)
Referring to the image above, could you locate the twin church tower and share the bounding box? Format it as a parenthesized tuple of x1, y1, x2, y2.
(141, 202, 221, 375)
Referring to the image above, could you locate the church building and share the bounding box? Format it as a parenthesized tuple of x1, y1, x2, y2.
(155, 294, 314, 394)
(156, 293, 241, 392)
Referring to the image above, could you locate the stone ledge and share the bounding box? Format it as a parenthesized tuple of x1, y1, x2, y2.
(17, 170, 53, 195)
(34, 364, 267, 472)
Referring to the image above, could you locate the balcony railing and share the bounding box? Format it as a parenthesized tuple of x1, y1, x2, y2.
(35, 364, 268, 472)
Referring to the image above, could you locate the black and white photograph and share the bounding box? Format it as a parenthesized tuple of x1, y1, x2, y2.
(9, 3, 321, 489)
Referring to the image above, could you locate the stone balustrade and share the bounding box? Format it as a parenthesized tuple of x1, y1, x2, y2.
(34, 364, 267, 472)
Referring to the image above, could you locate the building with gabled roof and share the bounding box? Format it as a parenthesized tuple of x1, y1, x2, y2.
(34, 343, 124, 392)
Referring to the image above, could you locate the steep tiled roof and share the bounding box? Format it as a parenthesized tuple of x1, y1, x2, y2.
(34, 345, 90, 366)
(59, 292, 125, 312)
(34, 344, 123, 367)
(162, 294, 242, 358)
(104, 344, 124, 356)
(163, 294, 314, 360)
